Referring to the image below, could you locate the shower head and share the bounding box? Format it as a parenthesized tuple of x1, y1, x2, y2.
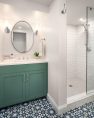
(61, 3, 67, 14)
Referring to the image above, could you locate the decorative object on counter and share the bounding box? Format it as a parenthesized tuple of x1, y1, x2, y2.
(34, 52, 39, 57)
(33, 52, 44, 59)
(11, 21, 34, 53)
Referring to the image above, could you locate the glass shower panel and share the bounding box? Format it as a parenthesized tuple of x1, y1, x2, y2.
(87, 7, 94, 93)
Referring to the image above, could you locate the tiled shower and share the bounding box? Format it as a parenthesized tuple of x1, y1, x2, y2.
(67, 6, 94, 103)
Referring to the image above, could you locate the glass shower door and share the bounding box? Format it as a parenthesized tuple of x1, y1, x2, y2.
(87, 7, 94, 93)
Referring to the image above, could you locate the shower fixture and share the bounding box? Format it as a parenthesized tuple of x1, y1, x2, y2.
(79, 18, 88, 31)
(61, 3, 67, 14)
(81, 23, 90, 31)
(90, 7, 93, 11)
(82, 24, 88, 31)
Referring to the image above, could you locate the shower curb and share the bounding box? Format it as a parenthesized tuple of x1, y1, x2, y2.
(47, 93, 94, 114)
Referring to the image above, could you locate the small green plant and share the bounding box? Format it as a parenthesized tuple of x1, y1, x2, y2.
(34, 52, 39, 57)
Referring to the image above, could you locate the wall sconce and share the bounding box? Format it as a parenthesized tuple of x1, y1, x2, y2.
(5, 27, 10, 33)
(35, 30, 38, 35)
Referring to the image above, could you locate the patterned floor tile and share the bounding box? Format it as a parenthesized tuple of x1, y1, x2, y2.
(0, 98, 94, 118)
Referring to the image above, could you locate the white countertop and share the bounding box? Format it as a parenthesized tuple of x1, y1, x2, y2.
(0, 58, 48, 66)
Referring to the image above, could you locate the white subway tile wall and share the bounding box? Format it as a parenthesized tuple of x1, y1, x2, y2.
(67, 25, 86, 97)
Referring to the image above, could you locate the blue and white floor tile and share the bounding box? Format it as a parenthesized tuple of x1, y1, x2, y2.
(0, 98, 94, 118)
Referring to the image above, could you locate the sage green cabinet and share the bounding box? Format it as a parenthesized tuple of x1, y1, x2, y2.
(0, 63, 48, 108)
(3, 73, 25, 107)
(25, 72, 44, 101)
(0, 79, 3, 107)
(25, 65, 48, 101)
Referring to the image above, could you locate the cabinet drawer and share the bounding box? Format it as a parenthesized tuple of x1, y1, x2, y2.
(0, 63, 48, 74)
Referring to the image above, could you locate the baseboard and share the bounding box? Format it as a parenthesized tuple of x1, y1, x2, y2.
(47, 94, 58, 113)
(57, 103, 67, 114)
(47, 94, 67, 114)
(47, 93, 94, 115)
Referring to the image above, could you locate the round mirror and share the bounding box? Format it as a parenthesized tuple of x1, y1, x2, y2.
(11, 21, 34, 53)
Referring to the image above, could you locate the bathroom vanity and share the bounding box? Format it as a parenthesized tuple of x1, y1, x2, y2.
(0, 19, 48, 109)
(0, 61, 48, 108)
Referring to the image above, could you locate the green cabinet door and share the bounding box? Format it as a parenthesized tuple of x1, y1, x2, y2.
(0, 78, 3, 107)
(2, 73, 25, 107)
(26, 72, 44, 100)
(43, 71, 48, 95)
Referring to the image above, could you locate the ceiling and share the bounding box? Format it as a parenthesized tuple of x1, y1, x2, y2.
(67, 0, 94, 25)
(0, 0, 53, 6)
(32, 0, 53, 6)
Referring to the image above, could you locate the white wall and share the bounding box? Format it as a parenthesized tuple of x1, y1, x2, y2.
(46, 0, 67, 106)
(67, 25, 86, 97)
(67, 0, 94, 25)
(0, 0, 49, 57)
(0, 0, 67, 110)
(0, 27, 3, 58)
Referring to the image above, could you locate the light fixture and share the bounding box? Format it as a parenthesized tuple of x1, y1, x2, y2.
(4, 21, 11, 33)
(5, 27, 10, 33)
(35, 30, 38, 35)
